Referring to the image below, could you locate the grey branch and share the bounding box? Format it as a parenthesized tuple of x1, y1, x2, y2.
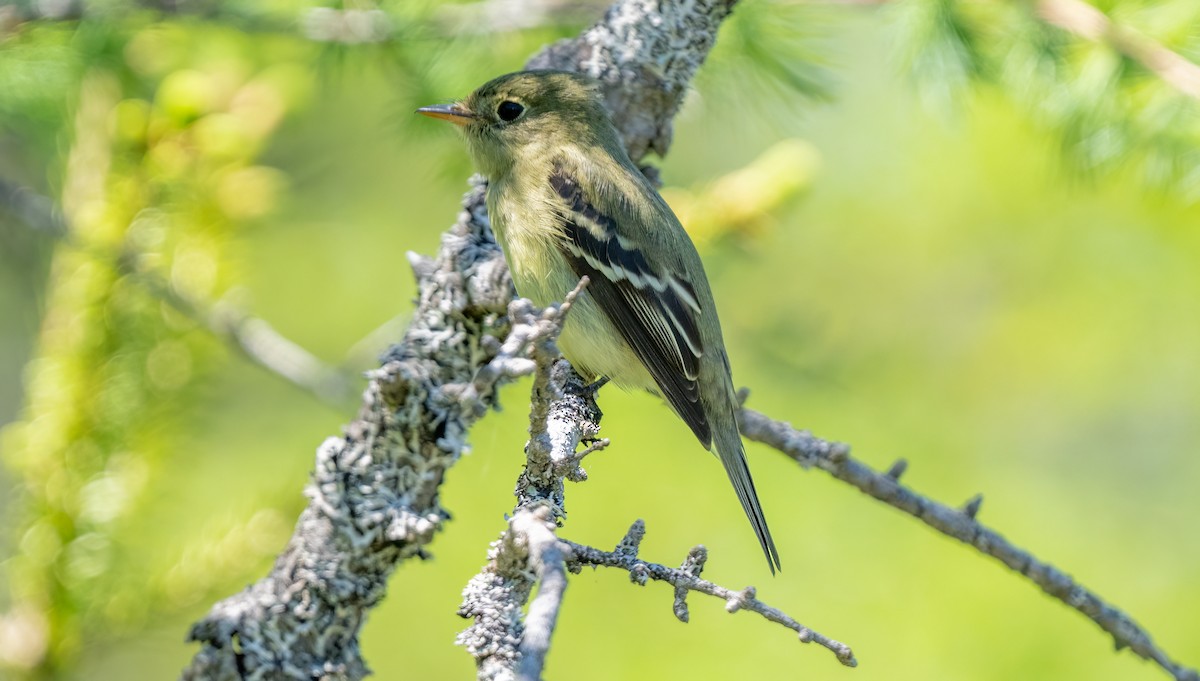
(174, 0, 1197, 676)
(459, 345, 849, 678)
(132, 272, 357, 406)
(182, 179, 513, 680)
(515, 511, 570, 681)
(513, 309, 611, 514)
(205, 298, 357, 406)
(737, 405, 1199, 681)
(526, 0, 736, 163)
(565, 523, 858, 667)
(457, 320, 608, 681)
(453, 272, 848, 677)
(0, 176, 357, 407)
(461, 508, 571, 681)
(182, 0, 738, 678)
(456, 508, 574, 681)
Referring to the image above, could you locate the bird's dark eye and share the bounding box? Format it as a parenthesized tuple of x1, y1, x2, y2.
(497, 101, 524, 122)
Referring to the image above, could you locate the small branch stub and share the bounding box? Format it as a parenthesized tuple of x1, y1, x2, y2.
(615, 519, 646, 560)
(672, 545, 708, 623)
(961, 494, 984, 519)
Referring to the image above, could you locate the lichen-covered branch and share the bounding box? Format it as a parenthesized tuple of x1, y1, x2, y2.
(456, 509, 571, 681)
(514, 511, 570, 681)
(457, 323, 607, 681)
(457, 349, 849, 679)
(177, 0, 1197, 677)
(527, 0, 737, 163)
(515, 350, 609, 515)
(737, 405, 1200, 681)
(451, 267, 849, 677)
(565, 521, 858, 667)
(181, 181, 513, 680)
(181, 0, 739, 678)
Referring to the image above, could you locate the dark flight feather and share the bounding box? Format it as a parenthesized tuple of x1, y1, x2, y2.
(549, 166, 710, 446)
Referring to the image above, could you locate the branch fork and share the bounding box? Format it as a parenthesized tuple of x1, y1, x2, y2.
(178, 0, 1198, 678)
(562, 526, 857, 667)
(457, 288, 854, 680)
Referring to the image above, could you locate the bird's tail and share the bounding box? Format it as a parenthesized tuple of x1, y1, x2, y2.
(713, 412, 781, 574)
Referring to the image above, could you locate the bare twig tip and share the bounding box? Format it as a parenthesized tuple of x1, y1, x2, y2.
(615, 519, 646, 558)
(576, 437, 610, 460)
(406, 250, 436, 281)
(962, 494, 984, 519)
(541, 276, 590, 330)
(672, 596, 690, 623)
(681, 545, 708, 577)
(885, 458, 908, 480)
(562, 275, 590, 307)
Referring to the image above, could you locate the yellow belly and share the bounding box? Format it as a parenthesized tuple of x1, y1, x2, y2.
(510, 248, 655, 391)
(487, 176, 655, 391)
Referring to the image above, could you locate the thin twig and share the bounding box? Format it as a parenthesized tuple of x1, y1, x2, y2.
(138, 274, 357, 406)
(460, 312, 851, 680)
(0, 176, 358, 407)
(458, 291, 605, 681)
(563, 521, 857, 667)
(1035, 0, 1200, 101)
(738, 405, 1199, 681)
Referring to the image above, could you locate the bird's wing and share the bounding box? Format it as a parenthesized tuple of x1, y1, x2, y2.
(549, 163, 711, 447)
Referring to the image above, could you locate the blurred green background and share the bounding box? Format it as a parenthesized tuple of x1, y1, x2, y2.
(1, 1, 1198, 680)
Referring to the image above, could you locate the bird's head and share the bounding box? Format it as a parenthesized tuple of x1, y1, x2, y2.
(417, 70, 617, 178)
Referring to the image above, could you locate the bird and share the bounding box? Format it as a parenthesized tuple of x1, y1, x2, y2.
(418, 70, 780, 573)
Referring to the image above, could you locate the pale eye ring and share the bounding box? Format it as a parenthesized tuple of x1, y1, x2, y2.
(497, 101, 524, 122)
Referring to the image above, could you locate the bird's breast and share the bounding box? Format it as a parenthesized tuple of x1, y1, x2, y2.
(486, 179, 655, 392)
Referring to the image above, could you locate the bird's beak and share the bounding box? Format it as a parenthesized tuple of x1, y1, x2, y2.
(416, 103, 476, 126)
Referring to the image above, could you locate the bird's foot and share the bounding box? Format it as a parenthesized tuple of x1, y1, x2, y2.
(582, 376, 610, 395)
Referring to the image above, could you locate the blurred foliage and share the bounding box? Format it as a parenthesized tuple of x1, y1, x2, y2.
(0, 15, 310, 678)
(895, 0, 1200, 199)
(0, 1, 1198, 680)
(698, 0, 835, 104)
(663, 138, 821, 245)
